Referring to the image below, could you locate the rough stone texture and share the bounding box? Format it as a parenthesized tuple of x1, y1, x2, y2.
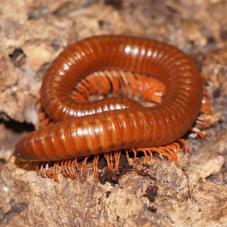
(0, 0, 226, 226)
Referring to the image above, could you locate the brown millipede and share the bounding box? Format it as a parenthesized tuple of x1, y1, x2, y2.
(14, 35, 205, 180)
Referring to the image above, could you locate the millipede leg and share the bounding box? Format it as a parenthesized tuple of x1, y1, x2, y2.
(39, 163, 46, 178)
(81, 157, 88, 176)
(71, 159, 79, 179)
(93, 155, 99, 178)
(60, 161, 69, 178)
(53, 162, 60, 182)
(64, 160, 75, 179)
(45, 162, 54, 179)
(113, 151, 121, 171)
(200, 89, 213, 115)
(189, 85, 215, 139)
(125, 150, 132, 166)
(104, 153, 115, 172)
(141, 149, 150, 163)
(178, 139, 189, 153)
(109, 153, 114, 171)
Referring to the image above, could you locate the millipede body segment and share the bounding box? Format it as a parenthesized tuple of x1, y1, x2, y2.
(14, 35, 203, 164)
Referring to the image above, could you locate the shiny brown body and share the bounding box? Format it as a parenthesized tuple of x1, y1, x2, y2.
(15, 35, 203, 162)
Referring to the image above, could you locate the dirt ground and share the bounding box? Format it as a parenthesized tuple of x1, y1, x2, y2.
(0, 1, 226, 226)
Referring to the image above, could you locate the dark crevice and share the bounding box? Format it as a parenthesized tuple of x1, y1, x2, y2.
(0, 118, 35, 134)
(8, 48, 26, 67)
(104, 0, 122, 9)
(144, 185, 158, 202)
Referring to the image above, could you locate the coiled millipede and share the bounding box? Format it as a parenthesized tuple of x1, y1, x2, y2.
(14, 35, 212, 181)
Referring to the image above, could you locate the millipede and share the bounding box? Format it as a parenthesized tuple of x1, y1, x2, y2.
(14, 35, 212, 181)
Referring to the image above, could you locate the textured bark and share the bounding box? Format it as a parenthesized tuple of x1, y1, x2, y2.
(0, 0, 226, 226)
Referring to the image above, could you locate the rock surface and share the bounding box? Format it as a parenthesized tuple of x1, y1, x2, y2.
(0, 0, 226, 226)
